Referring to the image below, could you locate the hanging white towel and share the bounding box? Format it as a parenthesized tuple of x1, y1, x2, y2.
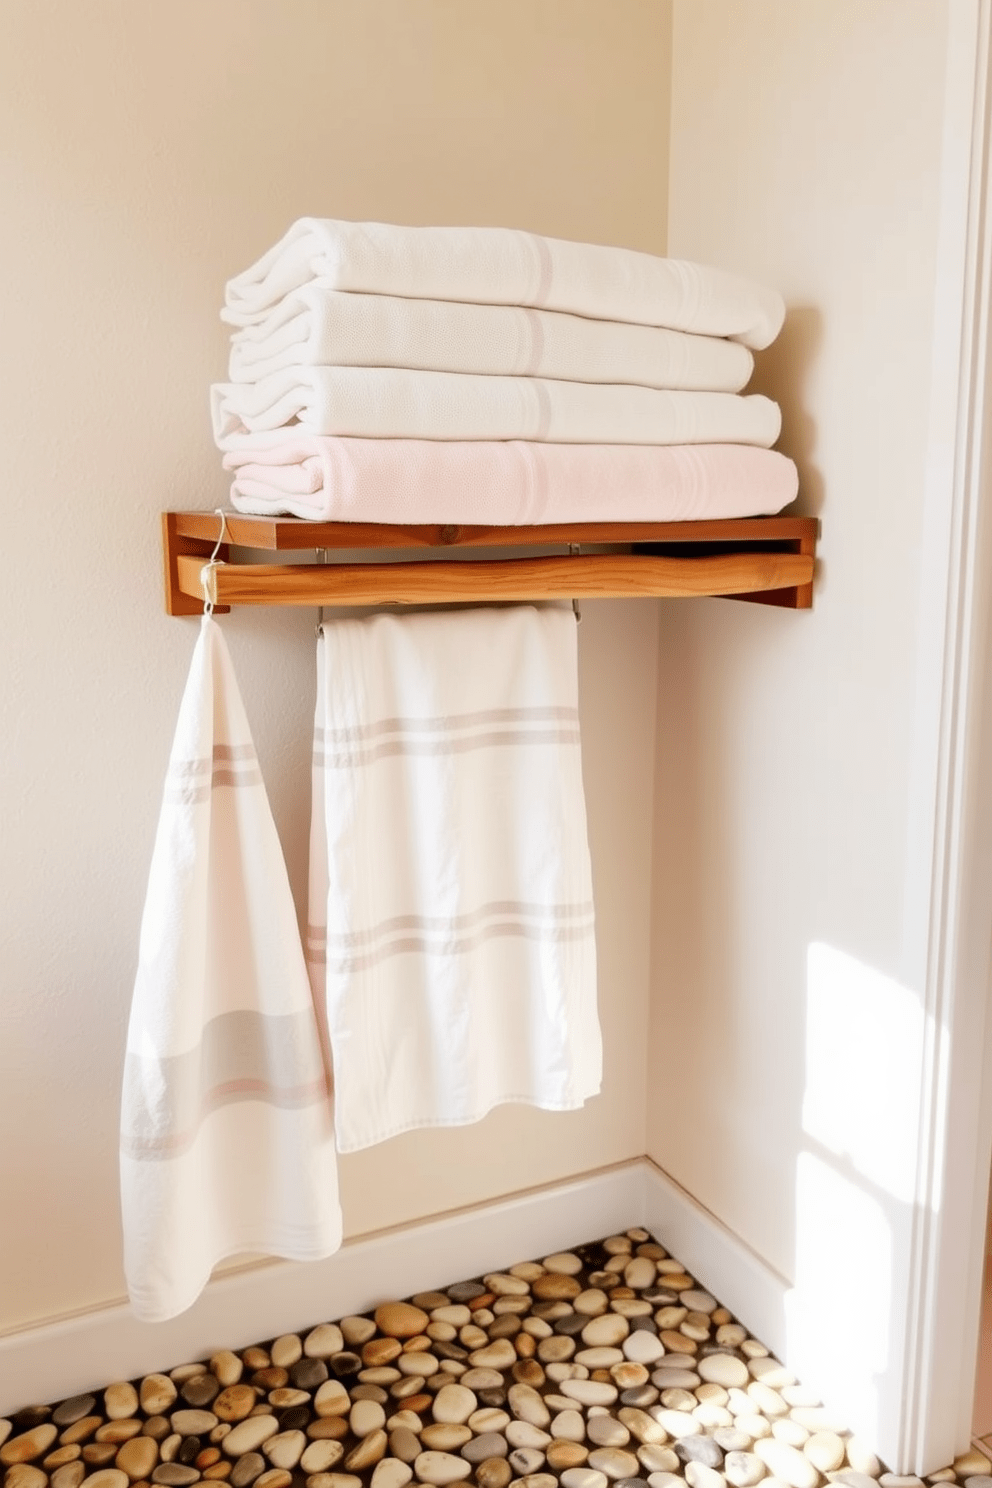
(121, 617, 341, 1322)
(221, 218, 785, 350)
(307, 605, 601, 1155)
(227, 286, 755, 392)
(211, 367, 781, 447)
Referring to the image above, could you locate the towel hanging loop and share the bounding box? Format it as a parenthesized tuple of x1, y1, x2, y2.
(200, 509, 229, 617)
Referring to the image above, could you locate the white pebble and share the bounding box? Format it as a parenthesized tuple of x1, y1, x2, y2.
(561, 1474, 608, 1488)
(622, 1332, 665, 1364)
(754, 1439, 819, 1488)
(698, 1355, 750, 1389)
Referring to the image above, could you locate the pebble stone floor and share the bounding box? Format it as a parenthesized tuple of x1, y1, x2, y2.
(3, 1228, 991, 1488)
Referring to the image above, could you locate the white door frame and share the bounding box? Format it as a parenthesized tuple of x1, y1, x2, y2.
(901, 0, 992, 1468)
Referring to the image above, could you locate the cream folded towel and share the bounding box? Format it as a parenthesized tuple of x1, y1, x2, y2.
(220, 436, 798, 524)
(227, 286, 754, 392)
(222, 219, 785, 351)
(211, 367, 781, 447)
(121, 617, 341, 1321)
(307, 604, 600, 1154)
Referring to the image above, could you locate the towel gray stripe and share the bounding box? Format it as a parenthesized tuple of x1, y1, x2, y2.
(309, 915, 596, 973)
(308, 899, 597, 951)
(121, 1008, 329, 1161)
(526, 232, 555, 308)
(316, 705, 578, 747)
(315, 726, 580, 769)
(524, 308, 546, 376)
(534, 380, 553, 441)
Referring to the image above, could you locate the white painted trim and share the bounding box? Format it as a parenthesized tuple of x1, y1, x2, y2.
(640, 1159, 790, 1362)
(0, 1157, 790, 1421)
(899, 0, 992, 1472)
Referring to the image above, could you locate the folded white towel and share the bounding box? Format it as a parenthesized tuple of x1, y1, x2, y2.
(220, 436, 799, 524)
(227, 286, 754, 393)
(121, 617, 341, 1322)
(211, 367, 781, 447)
(307, 605, 600, 1154)
(222, 219, 785, 351)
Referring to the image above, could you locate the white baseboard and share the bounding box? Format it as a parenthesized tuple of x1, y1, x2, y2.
(0, 1156, 788, 1417)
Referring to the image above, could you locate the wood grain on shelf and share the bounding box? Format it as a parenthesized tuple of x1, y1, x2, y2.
(175, 549, 814, 608)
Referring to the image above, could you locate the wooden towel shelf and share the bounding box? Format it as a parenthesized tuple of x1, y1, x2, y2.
(162, 511, 818, 615)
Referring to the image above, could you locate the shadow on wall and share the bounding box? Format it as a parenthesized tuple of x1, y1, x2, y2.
(749, 304, 825, 520)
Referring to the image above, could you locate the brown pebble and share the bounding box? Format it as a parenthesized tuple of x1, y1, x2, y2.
(511, 1362, 545, 1387)
(242, 1350, 270, 1371)
(4, 1466, 49, 1488)
(373, 1304, 430, 1340)
(476, 1458, 512, 1488)
(658, 1273, 694, 1291)
(515, 1335, 536, 1358)
(51, 1465, 86, 1488)
(659, 1330, 696, 1354)
(304, 1422, 348, 1443)
(362, 1339, 402, 1368)
(202, 1467, 231, 1481)
(96, 1423, 143, 1444)
(116, 1438, 159, 1481)
(387, 1430, 421, 1465)
(412, 1293, 451, 1310)
(209, 1356, 242, 1390)
(545, 1443, 588, 1470)
(195, 1453, 220, 1471)
(399, 1395, 431, 1416)
(213, 1390, 256, 1425)
(2, 1427, 58, 1465)
(249, 1371, 287, 1392)
(254, 1473, 291, 1488)
(43, 1447, 81, 1470)
(531, 1275, 581, 1301)
(83, 1444, 120, 1466)
(343, 1430, 387, 1472)
(105, 1386, 140, 1422)
(711, 1308, 732, 1325)
(141, 1423, 171, 1444)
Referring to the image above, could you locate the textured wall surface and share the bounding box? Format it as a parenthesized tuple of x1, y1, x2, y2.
(0, 0, 671, 1333)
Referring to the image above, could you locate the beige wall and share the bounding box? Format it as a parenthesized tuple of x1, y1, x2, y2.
(653, 0, 950, 1444)
(0, 0, 671, 1334)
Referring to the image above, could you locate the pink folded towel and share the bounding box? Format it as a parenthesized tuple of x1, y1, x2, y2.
(220, 437, 799, 524)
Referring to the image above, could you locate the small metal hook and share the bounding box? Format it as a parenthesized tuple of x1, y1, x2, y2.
(315, 547, 327, 637)
(568, 543, 581, 624)
(200, 508, 229, 617)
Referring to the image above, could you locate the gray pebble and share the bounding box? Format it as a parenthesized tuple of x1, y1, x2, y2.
(153, 1467, 201, 1487)
(229, 1454, 265, 1487)
(52, 1397, 96, 1429)
(181, 1377, 219, 1408)
(462, 1435, 509, 1463)
(675, 1438, 724, 1469)
(290, 1359, 328, 1390)
(448, 1283, 487, 1302)
(619, 1388, 658, 1409)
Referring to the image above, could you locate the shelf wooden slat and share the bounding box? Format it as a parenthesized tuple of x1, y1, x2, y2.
(178, 549, 814, 608)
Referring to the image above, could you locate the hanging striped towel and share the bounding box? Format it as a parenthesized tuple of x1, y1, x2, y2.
(307, 604, 601, 1154)
(121, 617, 341, 1322)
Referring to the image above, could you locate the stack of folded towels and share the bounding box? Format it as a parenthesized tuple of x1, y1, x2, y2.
(211, 218, 798, 524)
